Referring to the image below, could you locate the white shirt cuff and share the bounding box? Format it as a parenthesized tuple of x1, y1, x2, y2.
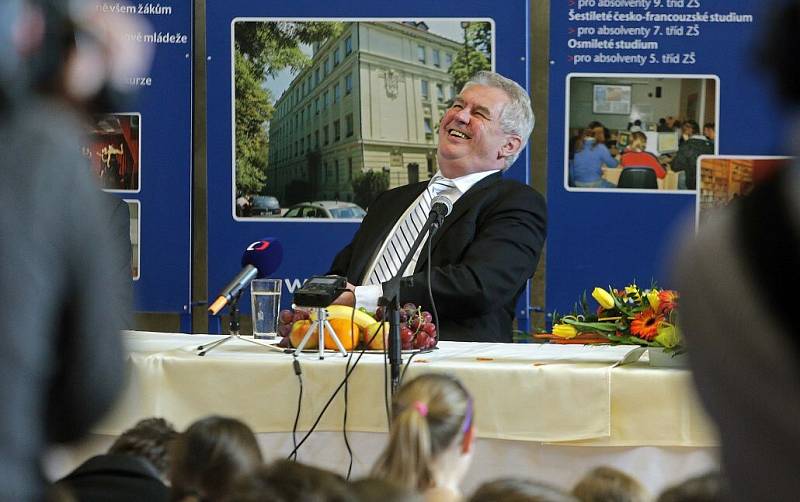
(354, 284, 383, 314)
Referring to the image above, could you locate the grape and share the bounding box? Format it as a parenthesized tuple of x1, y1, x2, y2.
(409, 315, 423, 330)
(278, 323, 292, 337)
(402, 341, 413, 350)
(413, 333, 429, 350)
(399, 310, 409, 323)
(402, 302, 417, 311)
(421, 311, 433, 324)
(278, 336, 291, 348)
(279, 309, 294, 324)
(400, 326, 414, 344)
(375, 306, 384, 321)
(423, 323, 436, 336)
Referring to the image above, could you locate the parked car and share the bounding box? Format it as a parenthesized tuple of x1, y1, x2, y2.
(249, 195, 281, 216)
(283, 201, 366, 219)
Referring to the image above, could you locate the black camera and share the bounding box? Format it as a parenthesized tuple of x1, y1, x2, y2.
(293, 275, 349, 308)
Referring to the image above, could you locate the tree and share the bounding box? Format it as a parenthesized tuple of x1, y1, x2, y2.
(448, 22, 492, 92)
(352, 170, 389, 209)
(233, 21, 343, 197)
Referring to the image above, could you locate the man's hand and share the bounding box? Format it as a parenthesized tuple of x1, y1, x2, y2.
(330, 281, 357, 307)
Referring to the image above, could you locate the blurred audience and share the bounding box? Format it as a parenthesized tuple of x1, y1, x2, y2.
(673, 2, 800, 501)
(227, 460, 353, 502)
(371, 373, 475, 501)
(470, 478, 577, 502)
(350, 478, 423, 502)
(170, 416, 263, 502)
(0, 0, 147, 497)
(571, 466, 649, 502)
(656, 471, 725, 502)
(55, 417, 177, 501)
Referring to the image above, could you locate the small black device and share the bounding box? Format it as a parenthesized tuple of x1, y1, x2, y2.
(293, 275, 348, 308)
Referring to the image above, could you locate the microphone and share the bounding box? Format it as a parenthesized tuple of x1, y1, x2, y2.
(429, 194, 454, 226)
(208, 238, 283, 315)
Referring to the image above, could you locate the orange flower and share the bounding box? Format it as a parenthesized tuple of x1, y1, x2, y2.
(658, 290, 679, 313)
(630, 309, 664, 341)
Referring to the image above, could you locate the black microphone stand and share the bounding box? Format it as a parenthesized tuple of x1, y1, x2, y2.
(379, 211, 446, 394)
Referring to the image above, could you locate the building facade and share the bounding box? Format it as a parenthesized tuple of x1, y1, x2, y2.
(267, 21, 462, 205)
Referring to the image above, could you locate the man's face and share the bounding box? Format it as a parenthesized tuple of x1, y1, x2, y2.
(437, 84, 519, 177)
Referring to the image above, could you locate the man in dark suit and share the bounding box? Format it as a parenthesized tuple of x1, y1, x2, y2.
(328, 71, 546, 342)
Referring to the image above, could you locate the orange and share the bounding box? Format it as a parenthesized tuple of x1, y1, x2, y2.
(289, 320, 317, 349)
(324, 318, 360, 351)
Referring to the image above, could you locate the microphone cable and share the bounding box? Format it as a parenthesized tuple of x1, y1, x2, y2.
(289, 357, 303, 462)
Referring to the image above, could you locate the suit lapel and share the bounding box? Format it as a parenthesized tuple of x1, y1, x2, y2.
(416, 172, 502, 271)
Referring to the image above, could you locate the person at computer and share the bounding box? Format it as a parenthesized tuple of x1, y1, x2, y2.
(620, 131, 666, 179)
(326, 71, 546, 343)
(570, 125, 618, 188)
(672, 119, 714, 190)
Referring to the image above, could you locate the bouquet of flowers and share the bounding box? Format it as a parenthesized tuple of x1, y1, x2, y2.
(550, 283, 682, 352)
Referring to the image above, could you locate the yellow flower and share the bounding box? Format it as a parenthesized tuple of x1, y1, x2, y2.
(552, 324, 578, 339)
(647, 290, 660, 311)
(654, 322, 681, 348)
(592, 287, 615, 310)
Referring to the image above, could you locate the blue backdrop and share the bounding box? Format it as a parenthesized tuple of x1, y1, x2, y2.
(206, 1, 532, 325)
(546, 1, 788, 316)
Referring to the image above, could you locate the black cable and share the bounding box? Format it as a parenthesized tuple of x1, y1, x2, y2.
(287, 315, 384, 461)
(289, 357, 303, 462)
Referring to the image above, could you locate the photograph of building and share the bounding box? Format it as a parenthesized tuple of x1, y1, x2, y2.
(234, 19, 492, 218)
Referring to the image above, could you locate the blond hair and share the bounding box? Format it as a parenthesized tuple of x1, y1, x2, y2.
(371, 373, 473, 491)
(629, 131, 648, 152)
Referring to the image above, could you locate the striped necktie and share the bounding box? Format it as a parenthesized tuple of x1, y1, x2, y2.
(367, 177, 456, 285)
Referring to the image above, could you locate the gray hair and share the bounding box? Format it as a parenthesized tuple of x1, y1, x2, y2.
(462, 71, 534, 170)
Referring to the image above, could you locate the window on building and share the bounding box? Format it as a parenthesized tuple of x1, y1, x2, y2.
(436, 83, 444, 102)
(299, 138, 304, 153)
(324, 125, 329, 145)
(315, 98, 320, 115)
(346, 114, 353, 137)
(323, 161, 328, 182)
(334, 47, 340, 66)
(449, 85, 456, 99)
(417, 45, 426, 64)
(315, 68, 320, 86)
(345, 35, 352, 56)
(324, 57, 330, 76)
(334, 83, 341, 103)
(334, 120, 341, 141)
(421, 80, 429, 99)
(345, 74, 352, 95)
(326, 162, 332, 181)
(348, 157, 353, 180)
(432, 49, 440, 67)
(424, 118, 433, 139)
(407, 163, 420, 184)
(323, 90, 329, 109)
(445, 53, 453, 67)
(335, 159, 340, 182)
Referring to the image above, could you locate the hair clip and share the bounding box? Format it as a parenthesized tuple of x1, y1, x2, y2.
(413, 401, 428, 417)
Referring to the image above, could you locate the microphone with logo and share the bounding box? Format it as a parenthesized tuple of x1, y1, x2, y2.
(208, 238, 283, 316)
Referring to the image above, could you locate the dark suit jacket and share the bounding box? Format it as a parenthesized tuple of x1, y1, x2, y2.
(329, 172, 546, 342)
(55, 454, 169, 502)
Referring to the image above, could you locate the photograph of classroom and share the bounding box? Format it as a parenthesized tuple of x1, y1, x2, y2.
(697, 156, 790, 225)
(566, 75, 717, 191)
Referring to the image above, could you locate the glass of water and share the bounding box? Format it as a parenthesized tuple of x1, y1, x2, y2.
(250, 278, 282, 339)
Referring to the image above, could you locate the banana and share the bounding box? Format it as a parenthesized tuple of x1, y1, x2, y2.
(321, 305, 376, 329)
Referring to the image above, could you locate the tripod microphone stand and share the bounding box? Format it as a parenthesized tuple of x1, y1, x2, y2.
(292, 307, 349, 359)
(196, 291, 283, 356)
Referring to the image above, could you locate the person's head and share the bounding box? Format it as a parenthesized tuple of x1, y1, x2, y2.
(702, 123, 715, 141)
(656, 471, 726, 502)
(682, 120, 700, 137)
(571, 466, 649, 502)
(169, 415, 263, 502)
(108, 417, 177, 480)
(437, 71, 533, 176)
(227, 460, 354, 502)
(350, 477, 423, 502)
(629, 131, 649, 152)
(371, 373, 474, 492)
(470, 478, 578, 502)
(587, 121, 606, 144)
